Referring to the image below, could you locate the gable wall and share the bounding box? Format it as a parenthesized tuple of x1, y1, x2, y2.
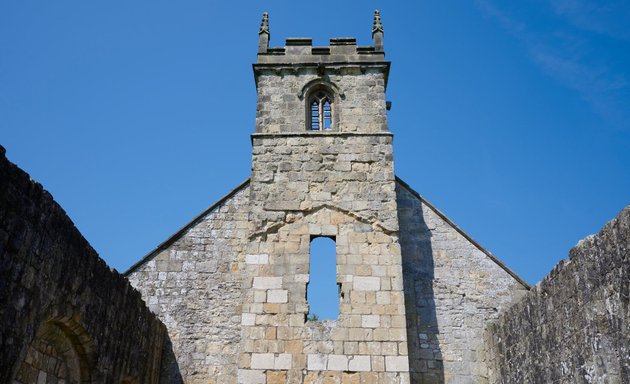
(396, 182, 528, 384)
(127, 186, 251, 384)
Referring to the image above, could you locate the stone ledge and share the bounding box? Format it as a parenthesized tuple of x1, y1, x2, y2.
(251, 132, 393, 139)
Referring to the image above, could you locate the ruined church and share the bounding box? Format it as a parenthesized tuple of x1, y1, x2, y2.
(1, 11, 628, 384)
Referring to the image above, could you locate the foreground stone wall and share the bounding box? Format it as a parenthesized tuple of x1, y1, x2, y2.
(486, 205, 630, 383)
(0, 146, 166, 383)
(127, 182, 251, 384)
(396, 180, 529, 384)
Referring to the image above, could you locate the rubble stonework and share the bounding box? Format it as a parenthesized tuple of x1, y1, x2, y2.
(0, 146, 167, 383)
(486, 206, 630, 383)
(127, 182, 251, 383)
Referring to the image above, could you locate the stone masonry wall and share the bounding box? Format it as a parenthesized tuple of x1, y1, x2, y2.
(127, 184, 251, 384)
(396, 180, 529, 384)
(250, 133, 398, 233)
(486, 205, 630, 383)
(238, 207, 410, 384)
(0, 146, 166, 383)
(254, 69, 388, 134)
(242, 56, 410, 382)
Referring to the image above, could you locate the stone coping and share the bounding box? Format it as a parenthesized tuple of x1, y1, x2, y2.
(124, 178, 251, 276)
(251, 132, 393, 139)
(253, 61, 389, 69)
(395, 177, 531, 289)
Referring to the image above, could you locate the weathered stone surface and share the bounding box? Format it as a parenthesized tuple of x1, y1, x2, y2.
(126, 16, 530, 384)
(396, 180, 529, 383)
(127, 183, 250, 384)
(3, 12, 625, 384)
(0, 146, 167, 383)
(486, 205, 630, 384)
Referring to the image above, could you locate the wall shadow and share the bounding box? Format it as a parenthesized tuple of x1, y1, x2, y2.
(396, 184, 444, 383)
(159, 336, 184, 384)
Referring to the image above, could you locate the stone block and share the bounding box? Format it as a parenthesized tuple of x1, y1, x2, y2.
(362, 315, 380, 328)
(307, 354, 328, 370)
(242, 313, 256, 326)
(267, 289, 288, 303)
(267, 370, 287, 384)
(238, 369, 265, 384)
(246, 254, 269, 264)
(385, 356, 409, 372)
(250, 353, 275, 369)
(274, 353, 292, 369)
(353, 276, 380, 291)
(253, 276, 282, 289)
(328, 354, 349, 371)
(348, 355, 371, 372)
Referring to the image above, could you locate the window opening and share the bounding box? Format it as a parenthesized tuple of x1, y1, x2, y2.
(307, 236, 339, 320)
(309, 91, 333, 131)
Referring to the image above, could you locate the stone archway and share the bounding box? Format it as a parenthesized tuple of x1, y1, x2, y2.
(13, 317, 94, 384)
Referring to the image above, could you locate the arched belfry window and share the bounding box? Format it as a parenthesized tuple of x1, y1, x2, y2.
(309, 90, 333, 131)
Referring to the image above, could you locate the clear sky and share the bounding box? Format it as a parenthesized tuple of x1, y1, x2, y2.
(1, 1, 629, 286)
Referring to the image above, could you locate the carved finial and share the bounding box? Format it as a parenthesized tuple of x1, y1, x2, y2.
(259, 12, 269, 35)
(258, 12, 270, 54)
(372, 10, 384, 52)
(372, 10, 384, 34)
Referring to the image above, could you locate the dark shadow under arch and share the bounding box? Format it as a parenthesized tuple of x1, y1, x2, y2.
(14, 317, 96, 384)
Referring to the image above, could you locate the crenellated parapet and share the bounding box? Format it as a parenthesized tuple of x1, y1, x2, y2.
(257, 11, 385, 65)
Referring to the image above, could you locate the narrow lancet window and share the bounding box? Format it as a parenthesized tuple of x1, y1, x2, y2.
(307, 236, 339, 320)
(309, 91, 333, 131)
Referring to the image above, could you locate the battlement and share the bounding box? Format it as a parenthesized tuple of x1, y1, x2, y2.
(257, 11, 385, 64)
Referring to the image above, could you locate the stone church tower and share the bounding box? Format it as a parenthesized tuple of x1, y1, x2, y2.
(126, 12, 528, 384)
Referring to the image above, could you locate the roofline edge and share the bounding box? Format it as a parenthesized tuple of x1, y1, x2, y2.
(395, 176, 531, 290)
(124, 178, 251, 276)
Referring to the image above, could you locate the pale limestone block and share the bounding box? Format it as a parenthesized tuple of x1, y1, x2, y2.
(294, 273, 309, 283)
(353, 276, 380, 291)
(288, 314, 304, 327)
(307, 354, 328, 370)
(362, 314, 380, 328)
(328, 354, 349, 371)
(254, 291, 266, 303)
(274, 353, 292, 369)
(250, 353, 275, 369)
(241, 313, 256, 326)
(245, 254, 269, 264)
(238, 369, 265, 384)
(385, 356, 409, 372)
(382, 342, 397, 355)
(389, 328, 406, 342)
(267, 289, 288, 303)
(344, 341, 359, 354)
(371, 355, 385, 372)
(253, 276, 282, 289)
(348, 355, 371, 372)
(376, 291, 391, 305)
(321, 224, 337, 236)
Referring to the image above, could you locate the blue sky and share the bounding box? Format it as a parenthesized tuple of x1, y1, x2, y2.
(1, 1, 628, 286)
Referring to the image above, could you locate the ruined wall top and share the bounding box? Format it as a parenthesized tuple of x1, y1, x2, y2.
(257, 10, 386, 64)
